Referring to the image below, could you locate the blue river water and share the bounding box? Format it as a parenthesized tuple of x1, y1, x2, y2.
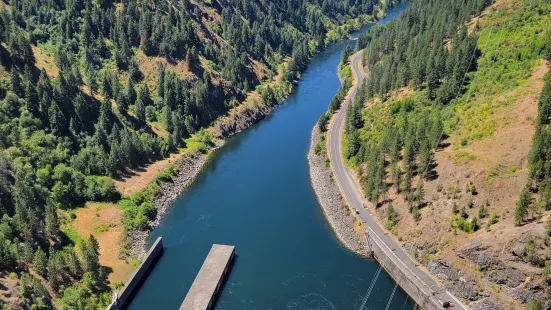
(127, 4, 412, 309)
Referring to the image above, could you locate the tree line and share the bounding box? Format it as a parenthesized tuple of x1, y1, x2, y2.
(519, 35, 551, 225)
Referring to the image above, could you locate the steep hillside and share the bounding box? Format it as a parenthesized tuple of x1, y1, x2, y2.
(0, 0, 407, 308)
(340, 0, 551, 308)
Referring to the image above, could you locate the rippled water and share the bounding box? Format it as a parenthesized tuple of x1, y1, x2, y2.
(127, 4, 413, 309)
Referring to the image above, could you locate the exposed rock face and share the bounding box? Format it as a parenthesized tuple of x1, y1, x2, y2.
(459, 242, 551, 308)
(307, 126, 367, 256)
(470, 298, 504, 310)
(424, 259, 482, 301)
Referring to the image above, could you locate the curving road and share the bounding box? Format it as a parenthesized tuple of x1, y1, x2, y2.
(328, 51, 467, 310)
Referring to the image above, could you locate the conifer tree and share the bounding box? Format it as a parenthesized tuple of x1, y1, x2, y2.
(33, 248, 47, 277)
(514, 189, 531, 225)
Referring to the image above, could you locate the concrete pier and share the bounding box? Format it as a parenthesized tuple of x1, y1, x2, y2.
(107, 237, 164, 310)
(180, 244, 235, 310)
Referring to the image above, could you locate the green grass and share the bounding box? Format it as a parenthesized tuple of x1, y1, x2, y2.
(95, 224, 109, 233)
(453, 151, 477, 163)
(62, 227, 86, 246)
(449, 0, 551, 146)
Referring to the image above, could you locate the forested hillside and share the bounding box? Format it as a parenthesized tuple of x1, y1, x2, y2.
(0, 0, 402, 308)
(338, 0, 551, 307)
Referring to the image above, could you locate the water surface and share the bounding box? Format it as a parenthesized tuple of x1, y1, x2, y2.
(128, 4, 412, 309)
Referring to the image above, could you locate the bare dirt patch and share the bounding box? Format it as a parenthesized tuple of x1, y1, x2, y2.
(66, 203, 133, 284)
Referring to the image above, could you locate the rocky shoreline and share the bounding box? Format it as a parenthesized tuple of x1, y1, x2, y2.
(126, 95, 287, 257)
(127, 143, 220, 258)
(307, 126, 367, 256)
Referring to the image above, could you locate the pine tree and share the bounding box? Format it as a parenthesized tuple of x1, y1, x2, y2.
(514, 189, 531, 225)
(45, 203, 59, 239)
(426, 58, 439, 99)
(415, 179, 424, 205)
(387, 203, 397, 222)
(24, 80, 39, 116)
(48, 101, 65, 135)
(81, 235, 100, 281)
(117, 92, 129, 114)
(418, 139, 431, 178)
(10, 68, 24, 98)
(135, 97, 146, 124)
(412, 206, 420, 222)
(544, 33, 551, 62)
(33, 248, 48, 276)
(127, 77, 136, 105)
(157, 63, 165, 99)
(391, 164, 401, 193)
(85, 65, 98, 94)
(164, 106, 173, 133)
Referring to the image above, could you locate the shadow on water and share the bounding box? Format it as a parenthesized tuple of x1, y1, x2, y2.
(126, 3, 416, 310)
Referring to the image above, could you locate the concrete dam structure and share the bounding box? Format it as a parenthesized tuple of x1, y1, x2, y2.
(180, 244, 236, 310)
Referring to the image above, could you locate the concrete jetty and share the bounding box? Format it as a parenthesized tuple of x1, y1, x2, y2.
(180, 244, 235, 310)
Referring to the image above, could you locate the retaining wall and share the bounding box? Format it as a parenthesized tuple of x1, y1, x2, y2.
(107, 237, 164, 310)
(366, 230, 443, 310)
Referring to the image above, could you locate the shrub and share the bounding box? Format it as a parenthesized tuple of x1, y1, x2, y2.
(456, 217, 472, 232)
(139, 202, 155, 218)
(314, 141, 325, 155)
(489, 213, 499, 225)
(478, 205, 488, 219)
(527, 297, 542, 310)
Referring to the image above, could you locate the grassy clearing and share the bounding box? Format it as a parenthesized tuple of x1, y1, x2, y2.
(60, 203, 133, 284)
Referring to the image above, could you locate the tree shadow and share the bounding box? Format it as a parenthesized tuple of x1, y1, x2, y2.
(425, 161, 440, 181)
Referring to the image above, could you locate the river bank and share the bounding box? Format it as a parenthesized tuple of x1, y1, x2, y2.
(307, 127, 367, 256)
(127, 96, 290, 257)
(126, 4, 414, 308)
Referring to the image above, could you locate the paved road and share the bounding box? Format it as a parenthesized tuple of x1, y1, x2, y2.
(328, 52, 467, 310)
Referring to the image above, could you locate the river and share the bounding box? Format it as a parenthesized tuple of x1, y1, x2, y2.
(127, 4, 411, 309)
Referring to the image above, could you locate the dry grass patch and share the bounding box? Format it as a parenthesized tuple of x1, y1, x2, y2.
(135, 49, 195, 96)
(32, 46, 58, 77)
(62, 203, 133, 284)
(114, 153, 181, 196)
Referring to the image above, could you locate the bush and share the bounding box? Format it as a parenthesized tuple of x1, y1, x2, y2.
(456, 217, 472, 232)
(314, 141, 325, 155)
(139, 202, 155, 218)
(527, 297, 542, 310)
